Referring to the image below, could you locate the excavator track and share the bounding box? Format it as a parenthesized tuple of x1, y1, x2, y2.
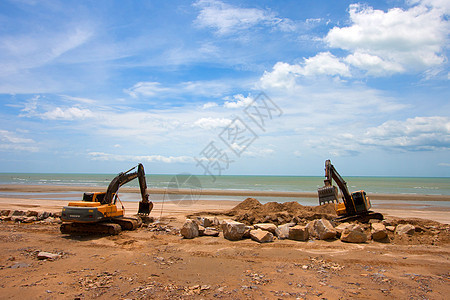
(333, 212, 384, 223)
(113, 217, 140, 230)
(60, 222, 122, 235)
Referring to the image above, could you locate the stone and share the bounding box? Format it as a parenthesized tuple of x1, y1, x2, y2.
(37, 251, 60, 260)
(37, 211, 51, 220)
(213, 217, 220, 226)
(203, 228, 219, 237)
(26, 211, 39, 217)
(243, 225, 254, 238)
(340, 224, 367, 243)
(1, 210, 11, 216)
(395, 224, 415, 235)
(371, 223, 388, 241)
(11, 210, 25, 217)
(254, 223, 277, 234)
(22, 216, 37, 223)
(275, 223, 295, 239)
(335, 223, 353, 236)
(250, 229, 274, 243)
(180, 219, 199, 239)
(288, 225, 309, 241)
(386, 226, 396, 232)
(203, 217, 213, 228)
(198, 225, 205, 236)
(11, 216, 26, 222)
(222, 220, 246, 241)
(306, 219, 337, 240)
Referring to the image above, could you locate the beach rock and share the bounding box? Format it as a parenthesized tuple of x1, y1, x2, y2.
(181, 219, 199, 239)
(26, 211, 39, 217)
(198, 225, 205, 236)
(1, 210, 10, 216)
(288, 225, 309, 241)
(243, 225, 254, 238)
(341, 224, 367, 243)
(213, 217, 220, 226)
(222, 220, 246, 241)
(22, 216, 37, 223)
(386, 226, 396, 232)
(275, 223, 295, 239)
(11, 216, 26, 222)
(395, 224, 415, 235)
(203, 217, 213, 228)
(250, 229, 274, 243)
(37, 251, 60, 260)
(254, 223, 277, 234)
(203, 228, 220, 237)
(306, 219, 337, 240)
(11, 210, 26, 217)
(334, 223, 353, 237)
(37, 211, 51, 220)
(371, 223, 388, 241)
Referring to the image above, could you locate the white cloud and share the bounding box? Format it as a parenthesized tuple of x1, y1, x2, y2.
(125, 82, 169, 98)
(0, 129, 38, 152)
(202, 102, 218, 109)
(259, 52, 349, 89)
(361, 116, 450, 150)
(193, 0, 295, 35)
(124, 80, 236, 98)
(325, 2, 448, 75)
(41, 107, 94, 120)
(223, 94, 253, 108)
(193, 117, 232, 129)
(88, 152, 193, 163)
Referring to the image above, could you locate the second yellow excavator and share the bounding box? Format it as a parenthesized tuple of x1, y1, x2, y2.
(317, 159, 383, 222)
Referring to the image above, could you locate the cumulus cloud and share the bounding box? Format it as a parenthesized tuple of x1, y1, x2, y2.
(202, 102, 218, 109)
(259, 52, 349, 89)
(193, 117, 232, 129)
(88, 152, 193, 163)
(325, 2, 449, 75)
(193, 0, 295, 35)
(223, 94, 253, 108)
(362, 116, 450, 150)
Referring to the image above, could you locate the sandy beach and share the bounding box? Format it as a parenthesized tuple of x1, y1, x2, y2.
(0, 184, 449, 299)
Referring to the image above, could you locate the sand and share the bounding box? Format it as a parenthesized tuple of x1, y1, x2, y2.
(0, 184, 449, 299)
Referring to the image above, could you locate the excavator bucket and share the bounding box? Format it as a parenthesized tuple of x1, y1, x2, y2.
(317, 185, 339, 205)
(138, 201, 153, 215)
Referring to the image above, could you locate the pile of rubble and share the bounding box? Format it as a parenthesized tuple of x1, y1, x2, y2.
(180, 198, 446, 244)
(0, 209, 60, 224)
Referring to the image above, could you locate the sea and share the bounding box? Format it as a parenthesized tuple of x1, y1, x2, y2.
(0, 173, 449, 208)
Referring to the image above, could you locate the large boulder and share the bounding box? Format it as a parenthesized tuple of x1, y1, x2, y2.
(340, 224, 367, 243)
(254, 223, 277, 234)
(289, 225, 309, 241)
(250, 229, 274, 243)
(222, 220, 246, 241)
(395, 224, 415, 235)
(306, 219, 337, 240)
(275, 223, 295, 240)
(334, 223, 353, 237)
(181, 219, 199, 239)
(371, 223, 388, 241)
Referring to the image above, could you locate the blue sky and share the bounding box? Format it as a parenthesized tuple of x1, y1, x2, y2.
(0, 0, 449, 176)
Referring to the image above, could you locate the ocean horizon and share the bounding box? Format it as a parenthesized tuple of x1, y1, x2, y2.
(0, 173, 449, 196)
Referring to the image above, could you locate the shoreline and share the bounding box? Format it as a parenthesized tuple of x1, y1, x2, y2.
(0, 184, 448, 224)
(1, 184, 450, 201)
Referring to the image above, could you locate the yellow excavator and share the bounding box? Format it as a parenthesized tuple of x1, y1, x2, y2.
(60, 163, 153, 235)
(317, 159, 383, 222)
